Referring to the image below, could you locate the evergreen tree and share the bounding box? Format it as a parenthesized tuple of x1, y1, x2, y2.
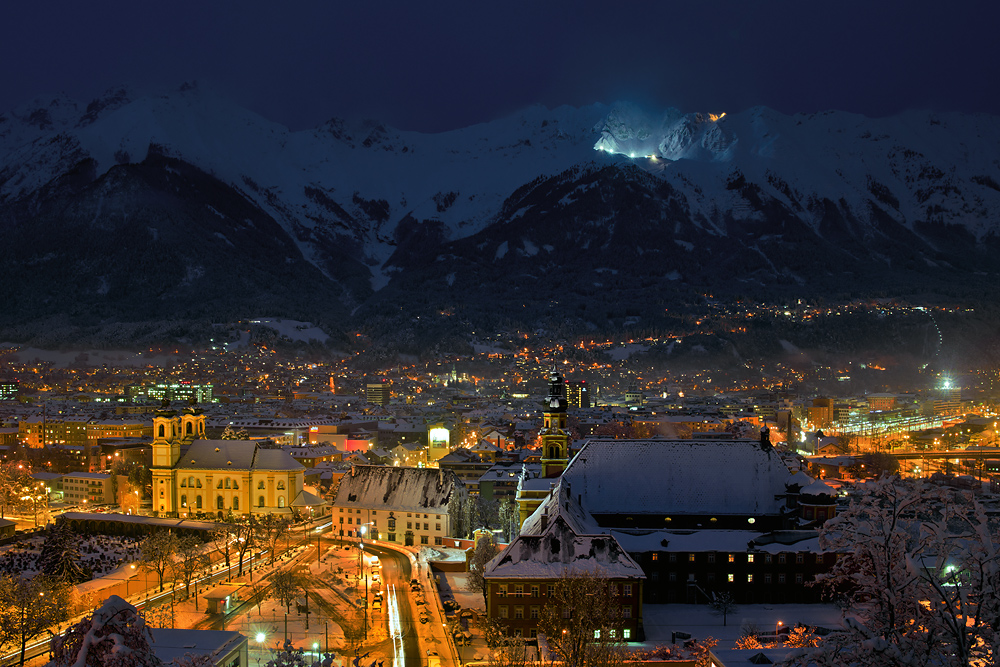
(37, 525, 90, 584)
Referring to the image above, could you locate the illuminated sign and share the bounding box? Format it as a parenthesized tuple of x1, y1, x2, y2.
(429, 427, 449, 446)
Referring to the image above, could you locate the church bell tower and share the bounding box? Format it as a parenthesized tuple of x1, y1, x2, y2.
(540, 367, 570, 478)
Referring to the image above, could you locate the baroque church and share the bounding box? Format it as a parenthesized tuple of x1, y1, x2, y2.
(515, 368, 572, 526)
(151, 408, 324, 519)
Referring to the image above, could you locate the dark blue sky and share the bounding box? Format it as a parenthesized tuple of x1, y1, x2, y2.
(2, 1, 995, 133)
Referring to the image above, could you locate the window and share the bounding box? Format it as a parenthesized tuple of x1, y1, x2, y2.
(388, 517, 396, 530)
(498, 585, 507, 598)
(707, 573, 715, 583)
(420, 535, 428, 545)
(514, 585, 523, 597)
(196, 479, 202, 488)
(217, 480, 224, 489)
(407, 522, 412, 530)
(547, 585, 555, 597)
(779, 553, 787, 564)
(434, 536, 442, 546)
(181, 479, 188, 488)
(424, 514, 429, 518)
(796, 553, 804, 564)
(530, 606, 539, 619)
(562, 607, 572, 619)
(388, 533, 396, 542)
(514, 606, 524, 619)
(499, 606, 508, 619)
(278, 496, 285, 508)
(747, 574, 754, 583)
(225, 478, 231, 489)
(594, 630, 601, 640)
(196, 495, 202, 509)
(623, 629, 631, 640)
(531, 585, 539, 597)
(372, 511, 377, 515)
(610, 583, 618, 596)
(727, 574, 734, 582)
(778, 574, 786, 584)
(728, 554, 735, 563)
(651, 554, 658, 562)
(668, 553, 677, 563)
(348, 518, 353, 525)
(622, 605, 631, 618)
(424, 523, 429, 530)
(669, 572, 677, 582)
(623, 584, 632, 597)
(795, 573, 804, 584)
(259, 481, 265, 489)
(688, 553, 696, 562)
(436, 523, 441, 532)
(764, 573, 771, 584)
(816, 554, 824, 564)
(707, 553, 715, 564)
(232, 480, 239, 490)
(259, 496, 265, 508)
(339, 517, 343, 524)
(277, 481, 286, 490)
(765, 554, 772, 564)
(217, 496, 224, 510)
(748, 554, 755, 563)
(180, 494, 187, 507)
(233, 497, 239, 510)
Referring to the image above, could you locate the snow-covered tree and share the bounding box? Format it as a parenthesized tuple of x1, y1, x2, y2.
(51, 595, 215, 667)
(785, 476, 1000, 667)
(0, 574, 70, 667)
(708, 591, 737, 626)
(463, 534, 497, 606)
(37, 524, 90, 584)
(538, 571, 626, 667)
(172, 535, 208, 608)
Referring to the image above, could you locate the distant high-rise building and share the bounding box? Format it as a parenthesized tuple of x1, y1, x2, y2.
(0, 380, 18, 401)
(366, 381, 390, 406)
(146, 382, 214, 404)
(565, 381, 590, 409)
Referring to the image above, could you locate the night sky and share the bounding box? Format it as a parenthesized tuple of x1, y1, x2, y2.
(3, 1, 996, 133)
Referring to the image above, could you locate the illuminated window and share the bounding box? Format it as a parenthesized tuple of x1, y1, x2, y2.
(623, 584, 632, 597)
(498, 585, 507, 598)
(624, 629, 631, 640)
(728, 574, 734, 582)
(747, 574, 754, 583)
(594, 630, 601, 639)
(748, 554, 755, 563)
(651, 554, 658, 562)
(728, 554, 735, 563)
(688, 553, 696, 562)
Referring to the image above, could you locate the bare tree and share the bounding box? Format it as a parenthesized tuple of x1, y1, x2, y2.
(271, 571, 300, 613)
(0, 574, 70, 667)
(464, 534, 498, 606)
(173, 535, 208, 609)
(708, 591, 737, 626)
(538, 572, 626, 667)
(480, 617, 528, 667)
(259, 514, 290, 564)
(209, 523, 235, 580)
(139, 530, 178, 592)
(232, 515, 258, 577)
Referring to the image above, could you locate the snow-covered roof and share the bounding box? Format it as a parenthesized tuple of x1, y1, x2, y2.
(486, 515, 645, 580)
(786, 471, 814, 488)
(562, 438, 790, 517)
(800, 479, 836, 497)
(331, 465, 461, 514)
(176, 439, 304, 472)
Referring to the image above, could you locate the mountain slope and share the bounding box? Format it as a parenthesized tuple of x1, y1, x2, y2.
(3, 88, 1000, 346)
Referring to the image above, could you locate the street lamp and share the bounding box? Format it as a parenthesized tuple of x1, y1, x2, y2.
(776, 620, 783, 638)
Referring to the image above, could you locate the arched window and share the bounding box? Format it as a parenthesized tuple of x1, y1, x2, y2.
(186, 422, 193, 434)
(278, 496, 285, 508)
(196, 495, 203, 509)
(217, 480, 224, 489)
(233, 497, 239, 510)
(277, 481, 286, 490)
(181, 479, 188, 488)
(258, 481, 265, 489)
(196, 479, 202, 488)
(158, 424, 165, 438)
(172, 424, 176, 437)
(188, 476, 195, 488)
(258, 496, 265, 508)
(217, 496, 224, 510)
(232, 480, 239, 490)
(180, 494, 187, 507)
(200, 422, 204, 434)
(225, 479, 231, 489)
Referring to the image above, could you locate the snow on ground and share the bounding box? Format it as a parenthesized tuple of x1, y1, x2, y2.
(640, 603, 844, 649)
(605, 343, 650, 361)
(0, 532, 141, 578)
(248, 318, 330, 343)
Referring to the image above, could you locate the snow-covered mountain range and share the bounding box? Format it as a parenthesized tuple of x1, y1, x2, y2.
(3, 83, 1000, 345)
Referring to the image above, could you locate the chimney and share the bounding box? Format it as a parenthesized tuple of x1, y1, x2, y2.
(540, 509, 548, 531)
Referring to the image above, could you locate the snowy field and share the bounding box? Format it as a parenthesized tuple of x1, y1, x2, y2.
(0, 532, 141, 578)
(641, 602, 844, 648)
